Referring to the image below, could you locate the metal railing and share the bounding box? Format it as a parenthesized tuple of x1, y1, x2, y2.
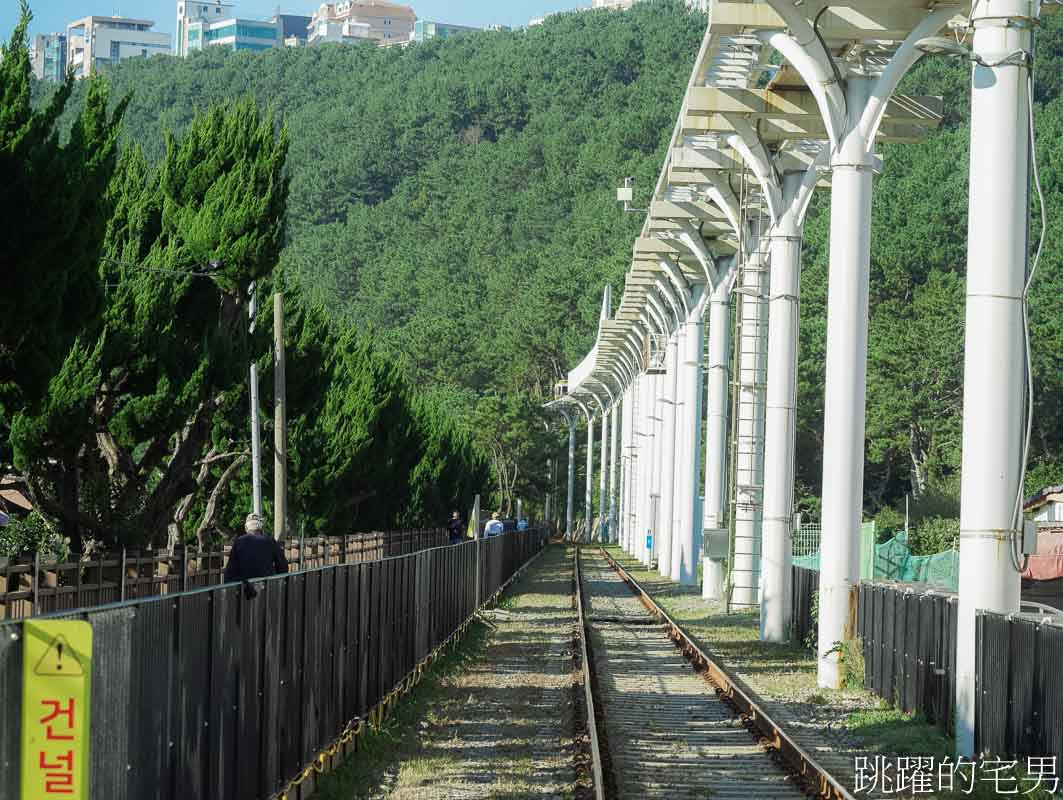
(0, 528, 548, 800)
(0, 529, 449, 620)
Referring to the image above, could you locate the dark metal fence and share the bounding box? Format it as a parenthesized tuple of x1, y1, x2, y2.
(857, 581, 957, 734)
(790, 565, 819, 645)
(0, 529, 449, 620)
(0, 529, 547, 800)
(977, 611, 1063, 762)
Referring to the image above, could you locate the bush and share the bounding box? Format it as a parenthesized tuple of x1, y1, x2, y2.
(0, 512, 70, 561)
(873, 506, 905, 540)
(908, 516, 959, 556)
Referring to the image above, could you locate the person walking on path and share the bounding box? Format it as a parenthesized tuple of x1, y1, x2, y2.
(484, 512, 504, 538)
(225, 514, 289, 585)
(447, 510, 465, 544)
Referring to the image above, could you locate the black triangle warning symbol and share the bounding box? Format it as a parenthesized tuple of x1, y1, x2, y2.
(34, 634, 85, 677)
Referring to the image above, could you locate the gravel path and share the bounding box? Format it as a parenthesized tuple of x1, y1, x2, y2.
(367, 545, 580, 800)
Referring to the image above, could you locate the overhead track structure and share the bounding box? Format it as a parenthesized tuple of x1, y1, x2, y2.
(558, 0, 950, 632)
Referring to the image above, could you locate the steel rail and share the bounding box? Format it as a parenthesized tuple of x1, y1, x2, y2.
(574, 546, 607, 800)
(598, 546, 857, 800)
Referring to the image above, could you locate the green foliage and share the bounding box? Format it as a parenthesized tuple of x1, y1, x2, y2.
(802, 590, 819, 652)
(0, 512, 68, 561)
(0, 1, 126, 461)
(10, 98, 289, 549)
(872, 506, 905, 540)
(49, 1, 705, 520)
(908, 517, 960, 557)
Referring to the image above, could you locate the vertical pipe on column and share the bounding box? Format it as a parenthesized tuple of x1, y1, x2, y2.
(703, 280, 732, 599)
(658, 335, 680, 577)
(761, 177, 804, 642)
(817, 75, 875, 689)
(955, 0, 1034, 755)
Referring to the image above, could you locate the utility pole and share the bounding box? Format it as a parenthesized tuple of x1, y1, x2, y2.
(248, 282, 263, 517)
(273, 293, 287, 539)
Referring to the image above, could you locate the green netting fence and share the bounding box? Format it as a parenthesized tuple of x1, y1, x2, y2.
(792, 526, 959, 591)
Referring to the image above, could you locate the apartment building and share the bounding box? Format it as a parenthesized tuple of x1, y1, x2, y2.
(411, 20, 481, 43)
(66, 16, 171, 78)
(31, 33, 67, 82)
(309, 1, 417, 45)
(176, 0, 233, 56)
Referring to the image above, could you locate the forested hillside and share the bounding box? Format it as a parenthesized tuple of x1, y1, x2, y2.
(38, 0, 1063, 533)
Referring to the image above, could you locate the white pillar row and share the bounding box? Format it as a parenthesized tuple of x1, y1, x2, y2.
(703, 267, 736, 600)
(955, 0, 1038, 757)
(672, 282, 707, 585)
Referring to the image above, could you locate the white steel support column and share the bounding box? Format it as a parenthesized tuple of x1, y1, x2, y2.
(566, 413, 576, 540)
(643, 372, 661, 566)
(673, 283, 706, 585)
(609, 396, 620, 543)
(703, 278, 733, 599)
(761, 172, 805, 643)
(955, 0, 1036, 756)
(658, 334, 680, 577)
(618, 386, 630, 549)
(599, 406, 609, 539)
(636, 374, 652, 562)
(670, 325, 690, 580)
(585, 414, 594, 541)
(733, 245, 769, 609)
(817, 75, 876, 688)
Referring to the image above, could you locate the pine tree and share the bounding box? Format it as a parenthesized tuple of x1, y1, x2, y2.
(0, 1, 126, 464)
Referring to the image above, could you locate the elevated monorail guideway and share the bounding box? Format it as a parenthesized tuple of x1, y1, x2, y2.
(556, 0, 960, 693)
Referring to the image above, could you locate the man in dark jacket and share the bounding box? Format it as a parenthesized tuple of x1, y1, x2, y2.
(224, 514, 289, 583)
(447, 510, 465, 544)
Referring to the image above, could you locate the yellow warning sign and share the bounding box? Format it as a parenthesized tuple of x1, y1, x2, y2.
(20, 620, 92, 800)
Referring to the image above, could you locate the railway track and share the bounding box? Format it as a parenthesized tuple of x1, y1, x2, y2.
(575, 546, 854, 800)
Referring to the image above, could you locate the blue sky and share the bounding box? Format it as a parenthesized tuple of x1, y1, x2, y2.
(4, 1, 587, 40)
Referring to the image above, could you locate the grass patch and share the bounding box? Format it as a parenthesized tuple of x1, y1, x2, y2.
(313, 622, 491, 800)
(844, 706, 1061, 798)
(845, 705, 953, 758)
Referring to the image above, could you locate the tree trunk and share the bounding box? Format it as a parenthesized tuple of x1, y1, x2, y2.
(196, 454, 249, 547)
(57, 456, 82, 553)
(908, 424, 928, 498)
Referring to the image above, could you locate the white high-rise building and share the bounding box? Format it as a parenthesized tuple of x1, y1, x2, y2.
(65, 16, 171, 78)
(176, 0, 234, 57)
